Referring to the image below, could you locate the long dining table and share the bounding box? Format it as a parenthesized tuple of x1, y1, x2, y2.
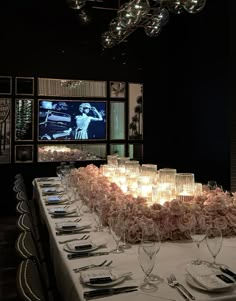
(33, 177, 236, 301)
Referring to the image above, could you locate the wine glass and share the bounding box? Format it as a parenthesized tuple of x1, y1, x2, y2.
(149, 225, 163, 284)
(138, 223, 159, 292)
(190, 223, 206, 265)
(206, 225, 223, 267)
(109, 216, 124, 254)
(207, 180, 217, 190)
(56, 166, 62, 180)
(92, 203, 103, 232)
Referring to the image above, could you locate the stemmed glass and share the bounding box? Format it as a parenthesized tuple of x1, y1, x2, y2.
(92, 203, 103, 232)
(190, 223, 206, 265)
(207, 180, 217, 190)
(149, 225, 163, 284)
(206, 225, 223, 267)
(138, 223, 159, 292)
(109, 216, 124, 254)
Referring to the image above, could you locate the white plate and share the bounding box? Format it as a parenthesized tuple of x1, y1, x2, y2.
(186, 274, 236, 292)
(56, 221, 91, 232)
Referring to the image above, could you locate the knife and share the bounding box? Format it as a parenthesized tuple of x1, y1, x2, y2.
(56, 230, 90, 235)
(84, 286, 138, 300)
(68, 252, 110, 259)
(220, 267, 236, 280)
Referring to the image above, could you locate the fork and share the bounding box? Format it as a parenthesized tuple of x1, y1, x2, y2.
(170, 274, 195, 300)
(58, 234, 89, 244)
(167, 276, 189, 301)
(73, 259, 113, 272)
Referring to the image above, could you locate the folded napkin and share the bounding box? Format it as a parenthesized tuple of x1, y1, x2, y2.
(186, 263, 235, 290)
(56, 221, 91, 232)
(48, 207, 76, 216)
(80, 269, 120, 285)
(65, 238, 106, 252)
(42, 188, 64, 195)
(44, 196, 67, 204)
(66, 240, 93, 251)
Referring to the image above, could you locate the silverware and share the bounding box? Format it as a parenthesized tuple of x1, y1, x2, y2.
(56, 230, 90, 235)
(73, 259, 108, 272)
(68, 251, 110, 259)
(170, 274, 195, 300)
(73, 259, 113, 272)
(83, 286, 138, 300)
(59, 234, 90, 244)
(220, 266, 236, 280)
(167, 276, 189, 301)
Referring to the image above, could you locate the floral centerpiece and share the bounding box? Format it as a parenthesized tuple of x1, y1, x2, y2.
(71, 164, 236, 243)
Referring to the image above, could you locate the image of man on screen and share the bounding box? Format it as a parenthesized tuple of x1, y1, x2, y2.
(74, 103, 103, 139)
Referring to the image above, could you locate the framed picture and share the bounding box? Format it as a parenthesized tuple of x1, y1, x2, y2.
(15, 98, 34, 141)
(128, 83, 143, 140)
(0, 76, 12, 95)
(0, 98, 11, 164)
(38, 78, 107, 98)
(37, 99, 107, 141)
(15, 77, 34, 96)
(110, 81, 126, 98)
(15, 145, 34, 163)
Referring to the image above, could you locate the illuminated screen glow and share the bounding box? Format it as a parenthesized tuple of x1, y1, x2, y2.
(38, 100, 106, 141)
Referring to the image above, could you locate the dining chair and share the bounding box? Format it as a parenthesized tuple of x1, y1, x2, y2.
(15, 231, 53, 291)
(16, 259, 48, 301)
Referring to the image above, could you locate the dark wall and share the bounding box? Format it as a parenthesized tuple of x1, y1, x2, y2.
(0, 0, 232, 215)
(142, 0, 230, 189)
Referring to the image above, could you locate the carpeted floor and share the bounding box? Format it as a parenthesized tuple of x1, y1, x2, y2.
(0, 215, 19, 301)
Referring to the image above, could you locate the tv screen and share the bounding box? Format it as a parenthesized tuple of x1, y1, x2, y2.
(38, 100, 107, 141)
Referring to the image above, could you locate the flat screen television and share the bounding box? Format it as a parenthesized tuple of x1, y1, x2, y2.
(38, 99, 107, 141)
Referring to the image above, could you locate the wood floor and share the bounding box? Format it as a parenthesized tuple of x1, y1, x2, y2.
(0, 214, 19, 301)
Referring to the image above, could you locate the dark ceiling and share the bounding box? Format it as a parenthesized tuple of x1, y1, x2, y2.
(0, 0, 229, 75)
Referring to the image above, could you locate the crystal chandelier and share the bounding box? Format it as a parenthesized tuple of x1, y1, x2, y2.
(101, 0, 207, 48)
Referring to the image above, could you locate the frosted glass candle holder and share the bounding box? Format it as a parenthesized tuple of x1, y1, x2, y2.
(176, 173, 195, 201)
(107, 154, 118, 166)
(194, 182, 203, 196)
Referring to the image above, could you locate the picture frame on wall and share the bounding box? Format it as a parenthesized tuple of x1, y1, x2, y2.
(15, 145, 34, 163)
(15, 77, 34, 96)
(110, 81, 126, 98)
(15, 98, 34, 141)
(0, 98, 11, 164)
(0, 76, 12, 95)
(128, 83, 143, 140)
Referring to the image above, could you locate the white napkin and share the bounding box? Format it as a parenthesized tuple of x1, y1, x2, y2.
(56, 221, 91, 231)
(48, 207, 76, 215)
(44, 196, 67, 203)
(80, 269, 119, 284)
(186, 263, 233, 290)
(66, 238, 106, 251)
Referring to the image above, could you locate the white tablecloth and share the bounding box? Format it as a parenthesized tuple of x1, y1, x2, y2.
(33, 177, 236, 301)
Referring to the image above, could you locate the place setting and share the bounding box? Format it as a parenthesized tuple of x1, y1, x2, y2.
(42, 186, 65, 196)
(80, 266, 138, 300)
(181, 224, 236, 297)
(48, 205, 78, 218)
(55, 220, 91, 236)
(44, 195, 69, 205)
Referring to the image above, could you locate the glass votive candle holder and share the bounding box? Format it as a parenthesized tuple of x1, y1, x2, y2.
(194, 182, 203, 196)
(176, 173, 195, 201)
(107, 154, 118, 166)
(125, 160, 140, 175)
